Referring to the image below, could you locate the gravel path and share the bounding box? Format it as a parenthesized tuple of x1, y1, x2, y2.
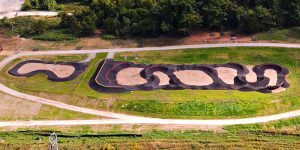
(0, 43, 300, 127)
(80, 53, 96, 63)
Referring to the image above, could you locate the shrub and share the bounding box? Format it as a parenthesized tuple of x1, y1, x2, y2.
(102, 34, 117, 40)
(32, 32, 75, 41)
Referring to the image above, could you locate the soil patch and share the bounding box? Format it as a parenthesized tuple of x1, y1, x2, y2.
(153, 72, 170, 86)
(116, 67, 147, 86)
(215, 67, 237, 84)
(0, 93, 41, 120)
(246, 66, 278, 86)
(174, 70, 213, 86)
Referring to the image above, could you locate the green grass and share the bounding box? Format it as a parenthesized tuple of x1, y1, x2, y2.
(0, 118, 300, 149)
(0, 105, 100, 121)
(0, 128, 299, 149)
(0, 92, 99, 121)
(1, 113, 300, 149)
(60, 3, 88, 13)
(33, 105, 100, 120)
(226, 116, 300, 133)
(0, 56, 5, 61)
(256, 27, 300, 43)
(32, 30, 76, 41)
(1, 47, 300, 119)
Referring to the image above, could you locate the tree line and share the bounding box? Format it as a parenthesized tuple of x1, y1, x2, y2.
(8, 0, 300, 37)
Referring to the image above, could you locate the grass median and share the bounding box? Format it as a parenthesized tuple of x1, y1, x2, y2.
(1, 116, 300, 149)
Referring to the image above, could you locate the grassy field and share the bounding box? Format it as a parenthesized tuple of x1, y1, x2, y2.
(0, 56, 5, 61)
(1, 116, 300, 149)
(0, 47, 299, 119)
(0, 91, 100, 121)
(0, 54, 102, 121)
(256, 27, 300, 43)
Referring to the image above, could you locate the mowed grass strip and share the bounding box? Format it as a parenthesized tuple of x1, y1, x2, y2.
(256, 27, 300, 43)
(0, 56, 4, 60)
(1, 116, 300, 149)
(0, 48, 299, 119)
(0, 132, 298, 149)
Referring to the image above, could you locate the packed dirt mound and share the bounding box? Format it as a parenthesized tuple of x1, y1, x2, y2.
(117, 67, 147, 86)
(246, 66, 278, 86)
(17, 63, 76, 78)
(153, 72, 170, 86)
(174, 70, 213, 86)
(215, 67, 237, 84)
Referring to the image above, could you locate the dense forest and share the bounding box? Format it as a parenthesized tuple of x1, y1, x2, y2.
(3, 0, 300, 38)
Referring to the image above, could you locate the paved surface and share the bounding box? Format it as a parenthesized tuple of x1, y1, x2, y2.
(107, 52, 115, 59)
(80, 53, 96, 63)
(0, 0, 58, 19)
(0, 0, 22, 14)
(0, 11, 58, 19)
(1, 43, 300, 127)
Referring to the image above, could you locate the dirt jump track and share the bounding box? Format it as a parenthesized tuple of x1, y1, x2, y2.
(90, 59, 289, 93)
(0, 43, 300, 127)
(8, 60, 88, 82)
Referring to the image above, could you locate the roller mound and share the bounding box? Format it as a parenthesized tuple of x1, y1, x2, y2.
(89, 59, 290, 93)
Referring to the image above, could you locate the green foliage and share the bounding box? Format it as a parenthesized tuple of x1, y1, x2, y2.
(16, 0, 300, 37)
(101, 34, 117, 40)
(201, 0, 230, 29)
(239, 6, 277, 33)
(0, 17, 52, 37)
(256, 28, 300, 42)
(0, 128, 300, 149)
(22, 0, 60, 11)
(279, 0, 300, 26)
(103, 18, 121, 35)
(59, 8, 97, 36)
(87, 0, 299, 36)
(32, 31, 76, 41)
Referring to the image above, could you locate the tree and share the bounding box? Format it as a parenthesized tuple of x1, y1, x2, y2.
(160, 22, 170, 33)
(60, 12, 77, 32)
(104, 18, 121, 35)
(201, 0, 230, 30)
(21, 0, 33, 10)
(280, 0, 300, 26)
(239, 6, 276, 33)
(180, 13, 203, 29)
(21, 0, 58, 11)
(81, 15, 96, 35)
(41, 0, 58, 11)
(59, 8, 97, 36)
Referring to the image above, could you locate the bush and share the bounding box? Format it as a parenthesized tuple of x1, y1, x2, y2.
(22, 0, 59, 11)
(289, 27, 300, 39)
(101, 34, 117, 40)
(32, 32, 75, 41)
